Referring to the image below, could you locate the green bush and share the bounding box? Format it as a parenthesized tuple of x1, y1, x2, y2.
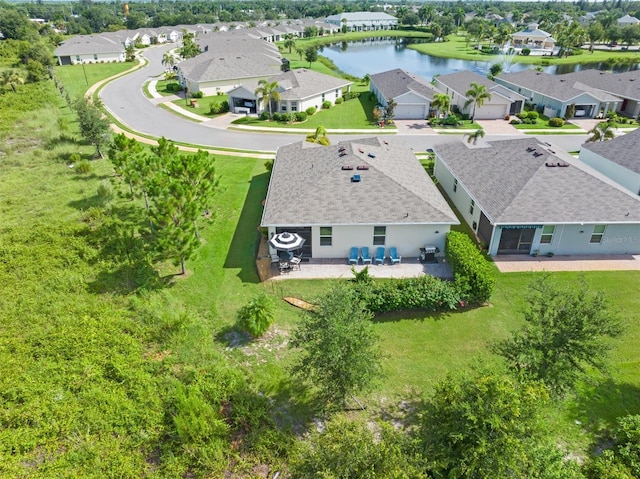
(259, 111, 270, 120)
(445, 231, 496, 304)
(548, 117, 564, 127)
(75, 159, 92, 174)
(305, 106, 317, 116)
(209, 100, 229, 115)
(343, 91, 360, 101)
(165, 82, 183, 92)
(237, 293, 275, 337)
(190, 91, 203, 98)
(521, 47, 531, 56)
(272, 112, 284, 122)
(322, 100, 331, 109)
(294, 111, 307, 122)
(335, 97, 344, 105)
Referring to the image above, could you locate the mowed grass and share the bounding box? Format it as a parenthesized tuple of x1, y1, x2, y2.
(171, 93, 229, 117)
(54, 62, 134, 98)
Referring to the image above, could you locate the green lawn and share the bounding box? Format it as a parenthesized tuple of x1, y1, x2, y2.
(54, 62, 134, 98)
(154, 78, 183, 97)
(513, 117, 582, 130)
(171, 93, 229, 117)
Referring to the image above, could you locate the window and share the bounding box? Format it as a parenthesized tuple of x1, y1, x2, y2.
(291, 101, 298, 112)
(320, 226, 332, 246)
(321, 93, 325, 101)
(453, 178, 458, 193)
(76, 55, 81, 62)
(373, 226, 386, 245)
(590, 225, 606, 244)
(93, 54, 98, 60)
(540, 225, 555, 244)
(281, 105, 287, 112)
(469, 199, 475, 215)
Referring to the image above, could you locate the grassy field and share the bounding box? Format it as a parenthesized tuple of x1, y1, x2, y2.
(171, 93, 229, 117)
(54, 62, 134, 99)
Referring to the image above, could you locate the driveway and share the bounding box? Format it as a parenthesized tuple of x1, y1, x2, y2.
(475, 119, 523, 135)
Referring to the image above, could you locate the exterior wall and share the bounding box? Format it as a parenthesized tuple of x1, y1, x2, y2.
(185, 74, 270, 96)
(61, 52, 125, 65)
(579, 150, 640, 195)
(525, 223, 640, 255)
(435, 158, 482, 235)
(369, 82, 388, 107)
(620, 99, 640, 118)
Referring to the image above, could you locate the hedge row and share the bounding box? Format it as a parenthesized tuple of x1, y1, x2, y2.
(445, 231, 495, 304)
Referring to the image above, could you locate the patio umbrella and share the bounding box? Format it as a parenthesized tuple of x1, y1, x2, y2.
(268, 232, 306, 252)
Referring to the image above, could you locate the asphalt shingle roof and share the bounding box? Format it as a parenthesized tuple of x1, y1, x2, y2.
(370, 69, 441, 102)
(326, 12, 397, 22)
(436, 71, 496, 96)
(261, 138, 458, 226)
(560, 69, 640, 102)
(581, 128, 640, 175)
(434, 138, 640, 224)
(55, 34, 124, 55)
(498, 69, 600, 102)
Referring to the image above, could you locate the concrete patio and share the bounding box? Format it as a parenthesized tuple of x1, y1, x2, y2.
(267, 257, 453, 281)
(493, 254, 640, 273)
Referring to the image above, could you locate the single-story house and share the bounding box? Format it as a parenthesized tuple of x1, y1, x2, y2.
(433, 138, 640, 256)
(617, 14, 640, 26)
(370, 69, 441, 120)
(510, 23, 556, 51)
(494, 69, 622, 118)
(325, 12, 398, 32)
(579, 128, 640, 196)
(227, 68, 352, 115)
(434, 71, 526, 119)
(261, 137, 459, 260)
(177, 33, 283, 95)
(55, 34, 126, 65)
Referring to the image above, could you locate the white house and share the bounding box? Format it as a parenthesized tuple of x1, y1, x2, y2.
(617, 14, 640, 26)
(510, 23, 556, 51)
(579, 129, 640, 196)
(434, 71, 526, 119)
(54, 34, 126, 65)
(261, 138, 459, 260)
(325, 12, 398, 31)
(434, 138, 640, 256)
(227, 69, 352, 115)
(370, 69, 441, 120)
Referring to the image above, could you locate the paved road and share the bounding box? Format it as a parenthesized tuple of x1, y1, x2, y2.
(100, 44, 590, 153)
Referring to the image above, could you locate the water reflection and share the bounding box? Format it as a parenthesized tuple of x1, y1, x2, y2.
(320, 38, 640, 79)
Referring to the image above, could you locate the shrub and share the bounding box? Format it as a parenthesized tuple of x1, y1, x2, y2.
(334, 97, 343, 105)
(166, 82, 182, 92)
(190, 91, 203, 98)
(521, 47, 531, 56)
(343, 91, 360, 101)
(96, 181, 114, 205)
(548, 117, 564, 127)
(305, 106, 316, 116)
(75, 159, 92, 174)
(209, 100, 229, 115)
(294, 111, 307, 122)
(446, 231, 495, 304)
(237, 293, 275, 337)
(322, 100, 331, 109)
(259, 111, 270, 121)
(272, 112, 284, 122)
(509, 118, 522, 125)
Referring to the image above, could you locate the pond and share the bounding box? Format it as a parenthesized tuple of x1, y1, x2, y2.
(318, 38, 640, 79)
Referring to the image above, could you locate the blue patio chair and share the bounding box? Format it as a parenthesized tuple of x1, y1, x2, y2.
(389, 247, 402, 265)
(374, 247, 385, 265)
(348, 247, 359, 265)
(360, 247, 372, 265)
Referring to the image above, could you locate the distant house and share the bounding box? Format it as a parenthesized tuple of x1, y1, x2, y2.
(177, 33, 283, 95)
(580, 129, 640, 196)
(227, 68, 352, 115)
(494, 69, 622, 118)
(261, 138, 458, 260)
(434, 71, 526, 119)
(617, 14, 640, 26)
(369, 69, 441, 120)
(433, 138, 640, 256)
(510, 23, 556, 51)
(325, 12, 398, 32)
(54, 34, 126, 65)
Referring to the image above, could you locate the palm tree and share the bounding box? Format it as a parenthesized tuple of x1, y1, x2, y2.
(464, 82, 492, 122)
(1, 70, 25, 93)
(306, 125, 330, 146)
(466, 128, 486, 145)
(586, 121, 616, 142)
(362, 73, 370, 86)
(431, 93, 451, 118)
(162, 52, 175, 71)
(284, 33, 296, 54)
(254, 79, 281, 119)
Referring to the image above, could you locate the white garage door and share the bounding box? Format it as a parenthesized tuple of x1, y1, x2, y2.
(394, 104, 427, 120)
(474, 104, 507, 120)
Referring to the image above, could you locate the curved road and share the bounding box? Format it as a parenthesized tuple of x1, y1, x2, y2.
(100, 44, 589, 153)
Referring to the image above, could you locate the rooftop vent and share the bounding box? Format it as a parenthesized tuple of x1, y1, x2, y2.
(527, 147, 535, 152)
(545, 162, 557, 167)
(358, 148, 364, 153)
(367, 153, 376, 158)
(338, 146, 346, 152)
(356, 165, 369, 170)
(339, 152, 347, 157)
(351, 174, 361, 182)
(341, 165, 353, 170)
(533, 152, 544, 157)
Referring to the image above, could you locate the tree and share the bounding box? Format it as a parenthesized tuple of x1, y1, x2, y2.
(289, 417, 428, 479)
(466, 128, 485, 144)
(464, 82, 492, 121)
(283, 33, 296, 53)
(362, 73, 370, 86)
(431, 93, 451, 118)
(587, 22, 605, 52)
(586, 120, 617, 142)
(179, 32, 201, 59)
(289, 284, 383, 409)
(0, 69, 25, 93)
(237, 293, 275, 337)
(295, 46, 304, 60)
(306, 125, 330, 146)
(384, 97, 397, 123)
(161, 52, 175, 71)
(488, 62, 502, 79)
(125, 44, 136, 62)
(0, 8, 39, 41)
(254, 79, 281, 119)
(420, 371, 579, 478)
(493, 276, 623, 395)
(74, 97, 111, 159)
(304, 46, 318, 67)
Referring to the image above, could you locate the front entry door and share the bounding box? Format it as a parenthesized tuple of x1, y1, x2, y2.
(497, 228, 535, 254)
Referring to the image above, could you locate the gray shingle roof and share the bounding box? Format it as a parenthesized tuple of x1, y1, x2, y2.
(274, 69, 352, 101)
(497, 69, 603, 102)
(560, 69, 640, 102)
(436, 71, 496, 96)
(55, 34, 124, 56)
(326, 12, 397, 22)
(434, 138, 640, 224)
(261, 138, 458, 226)
(370, 69, 441, 102)
(581, 128, 640, 175)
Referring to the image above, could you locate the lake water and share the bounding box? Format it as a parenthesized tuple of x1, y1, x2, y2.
(319, 38, 640, 79)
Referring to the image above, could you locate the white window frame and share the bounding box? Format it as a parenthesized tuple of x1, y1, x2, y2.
(540, 225, 555, 244)
(320, 226, 332, 246)
(590, 225, 606, 244)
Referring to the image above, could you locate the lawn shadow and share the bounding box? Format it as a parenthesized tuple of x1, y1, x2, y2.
(374, 388, 424, 430)
(223, 171, 270, 284)
(372, 309, 453, 324)
(215, 324, 253, 348)
(567, 379, 640, 436)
